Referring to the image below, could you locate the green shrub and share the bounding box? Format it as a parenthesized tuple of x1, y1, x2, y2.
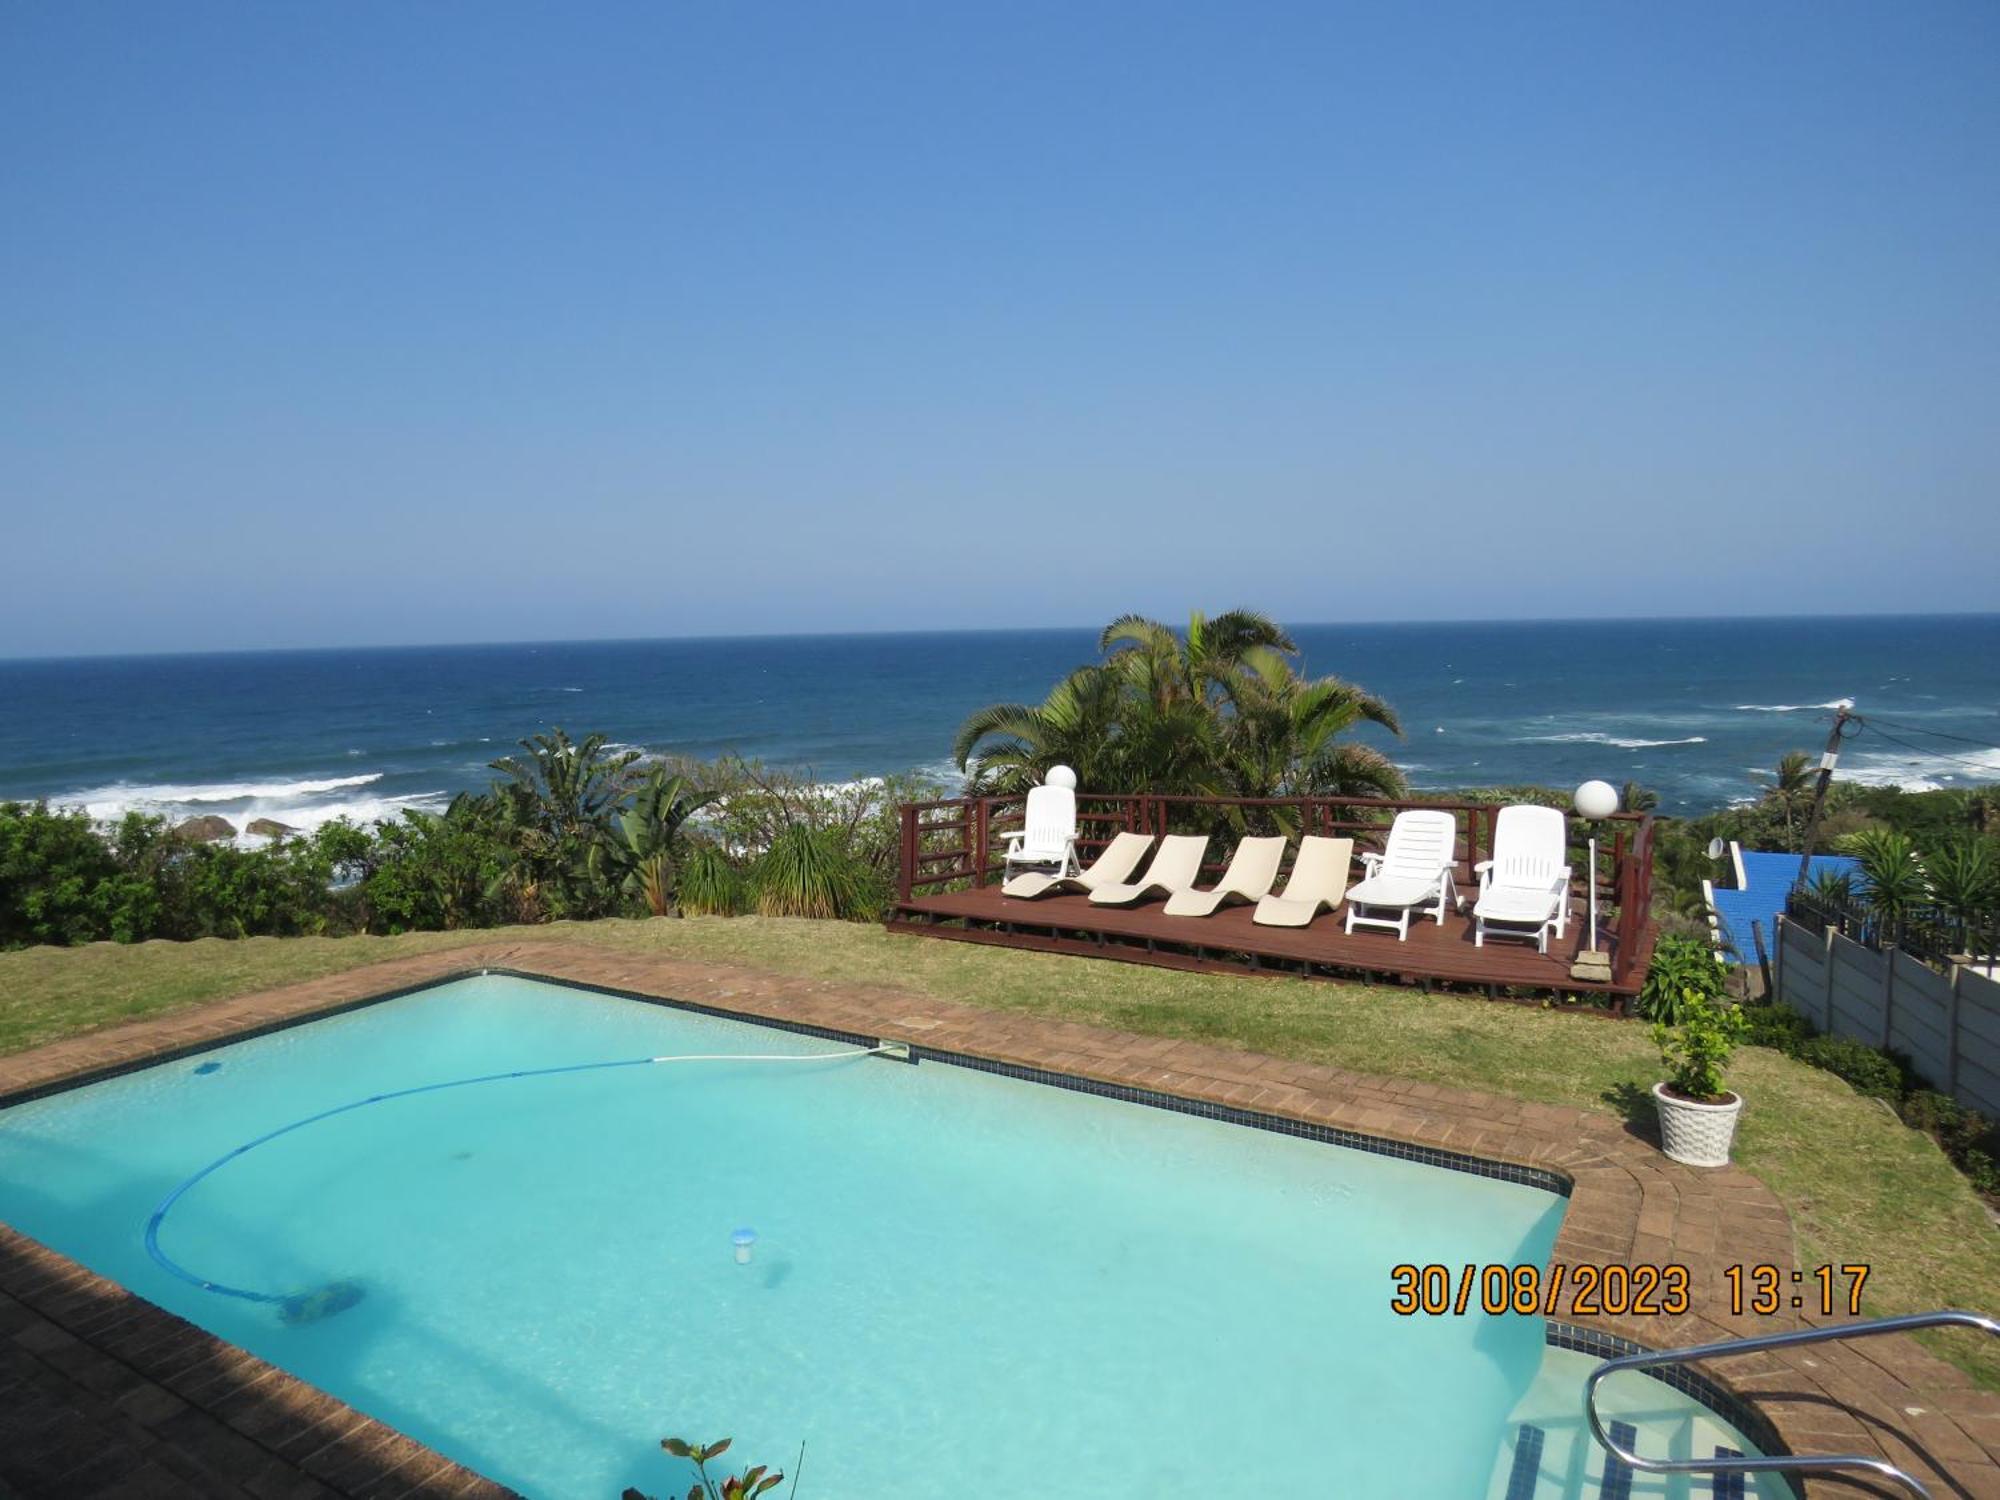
(675, 842, 743, 917)
(0, 801, 130, 946)
(755, 827, 873, 921)
(1900, 1088, 1963, 1138)
(1792, 1034, 1910, 1101)
(1960, 1149, 1999, 1196)
(1651, 988, 1750, 1103)
(1637, 934, 1727, 1025)
(1740, 1002, 1813, 1055)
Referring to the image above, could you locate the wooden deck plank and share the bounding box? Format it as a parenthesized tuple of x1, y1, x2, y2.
(890, 885, 1643, 1000)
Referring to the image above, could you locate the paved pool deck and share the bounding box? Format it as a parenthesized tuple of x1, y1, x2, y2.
(1, 941, 1996, 1498)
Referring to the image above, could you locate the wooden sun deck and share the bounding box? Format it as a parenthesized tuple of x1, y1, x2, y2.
(888, 885, 1643, 1003)
(888, 792, 1659, 1005)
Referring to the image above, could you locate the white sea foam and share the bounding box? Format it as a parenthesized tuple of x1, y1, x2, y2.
(1732, 701, 1850, 713)
(1839, 745, 2000, 794)
(1526, 732, 1707, 750)
(53, 773, 448, 841)
(63, 773, 383, 808)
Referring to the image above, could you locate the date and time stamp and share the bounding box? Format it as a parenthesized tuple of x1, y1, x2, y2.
(1389, 1261, 1870, 1319)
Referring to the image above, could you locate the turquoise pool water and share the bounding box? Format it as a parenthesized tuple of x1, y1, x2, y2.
(0, 975, 1757, 1497)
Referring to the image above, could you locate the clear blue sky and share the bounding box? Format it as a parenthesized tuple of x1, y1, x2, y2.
(3, 2, 1996, 656)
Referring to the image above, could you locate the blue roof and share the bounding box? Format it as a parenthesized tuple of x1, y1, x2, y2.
(1709, 849, 1861, 964)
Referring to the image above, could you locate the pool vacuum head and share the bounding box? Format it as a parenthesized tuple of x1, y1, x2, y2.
(278, 1280, 365, 1325)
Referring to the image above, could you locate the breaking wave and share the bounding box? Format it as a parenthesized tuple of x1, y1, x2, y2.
(53, 773, 449, 841)
(1526, 732, 1708, 750)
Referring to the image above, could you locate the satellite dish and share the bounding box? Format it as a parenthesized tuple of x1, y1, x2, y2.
(1706, 837, 1726, 860)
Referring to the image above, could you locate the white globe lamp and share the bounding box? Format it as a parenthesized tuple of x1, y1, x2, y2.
(1573, 779, 1619, 821)
(1573, 780, 1620, 954)
(1045, 764, 1078, 790)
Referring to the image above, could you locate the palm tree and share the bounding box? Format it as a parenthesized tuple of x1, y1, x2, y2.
(591, 768, 719, 916)
(950, 665, 1135, 795)
(1220, 648, 1405, 804)
(1759, 751, 1815, 848)
(1836, 828, 1930, 933)
(1621, 781, 1660, 814)
(955, 610, 1404, 810)
(1926, 836, 1999, 947)
(487, 729, 641, 916)
(1967, 791, 1999, 837)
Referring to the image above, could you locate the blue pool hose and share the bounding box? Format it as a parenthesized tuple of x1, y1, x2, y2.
(144, 1043, 889, 1321)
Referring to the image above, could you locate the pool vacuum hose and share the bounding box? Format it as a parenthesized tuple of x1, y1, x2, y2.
(144, 1042, 892, 1324)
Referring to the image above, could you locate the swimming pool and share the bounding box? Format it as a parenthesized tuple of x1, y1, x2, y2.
(0, 974, 1782, 1497)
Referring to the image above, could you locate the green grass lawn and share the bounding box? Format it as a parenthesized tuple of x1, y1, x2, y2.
(4, 917, 1997, 1387)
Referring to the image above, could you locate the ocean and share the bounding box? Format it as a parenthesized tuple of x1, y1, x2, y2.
(2, 616, 1996, 836)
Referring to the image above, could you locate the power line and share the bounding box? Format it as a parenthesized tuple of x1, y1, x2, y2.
(1861, 715, 2000, 752)
(1854, 721, 2000, 771)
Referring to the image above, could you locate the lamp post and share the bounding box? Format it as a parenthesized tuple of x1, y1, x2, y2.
(1572, 779, 1620, 981)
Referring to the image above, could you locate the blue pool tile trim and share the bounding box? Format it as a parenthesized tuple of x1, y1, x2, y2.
(473, 968, 1578, 1197)
(1712, 1447, 1745, 1497)
(1504, 1423, 1546, 1500)
(1599, 1419, 1637, 1499)
(898, 1039, 1575, 1197)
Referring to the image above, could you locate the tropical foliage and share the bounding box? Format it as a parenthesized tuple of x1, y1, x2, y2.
(0, 732, 939, 949)
(1636, 934, 1727, 1025)
(954, 609, 1404, 811)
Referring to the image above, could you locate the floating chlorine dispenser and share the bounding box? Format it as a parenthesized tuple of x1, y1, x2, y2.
(733, 1228, 757, 1265)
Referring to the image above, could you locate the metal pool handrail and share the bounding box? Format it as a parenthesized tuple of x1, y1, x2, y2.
(1583, 1309, 2000, 1499)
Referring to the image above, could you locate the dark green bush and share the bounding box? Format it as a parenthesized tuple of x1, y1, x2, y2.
(1739, 1002, 1814, 1055)
(1792, 1034, 1911, 1101)
(675, 842, 744, 917)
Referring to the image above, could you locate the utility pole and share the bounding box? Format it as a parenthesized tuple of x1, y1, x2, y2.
(1794, 699, 1855, 890)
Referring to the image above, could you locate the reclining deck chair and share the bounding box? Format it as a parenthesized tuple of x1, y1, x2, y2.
(1471, 804, 1572, 953)
(1343, 810, 1458, 941)
(1002, 780, 1079, 880)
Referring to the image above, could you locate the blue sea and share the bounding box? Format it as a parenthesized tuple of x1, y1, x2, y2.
(1, 616, 1996, 834)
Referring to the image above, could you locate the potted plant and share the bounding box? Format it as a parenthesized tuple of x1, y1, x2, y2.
(1651, 986, 1751, 1167)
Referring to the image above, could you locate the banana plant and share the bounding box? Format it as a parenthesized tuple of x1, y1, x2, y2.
(591, 768, 719, 916)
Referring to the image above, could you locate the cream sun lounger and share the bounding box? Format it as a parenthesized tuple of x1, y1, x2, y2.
(1163, 836, 1287, 917)
(1252, 836, 1355, 927)
(1343, 810, 1458, 941)
(1001, 831, 1153, 899)
(1472, 804, 1571, 953)
(1087, 834, 1210, 907)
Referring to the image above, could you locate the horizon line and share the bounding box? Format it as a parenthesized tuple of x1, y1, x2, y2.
(5, 608, 1999, 667)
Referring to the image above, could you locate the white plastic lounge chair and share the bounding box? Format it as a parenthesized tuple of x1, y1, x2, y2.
(1002, 782, 1079, 880)
(1163, 836, 1287, 917)
(1253, 836, 1355, 928)
(1343, 810, 1458, 941)
(1472, 804, 1572, 953)
(1088, 834, 1210, 907)
(1001, 831, 1152, 899)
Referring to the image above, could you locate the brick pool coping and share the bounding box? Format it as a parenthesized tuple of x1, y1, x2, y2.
(2, 941, 1997, 1498)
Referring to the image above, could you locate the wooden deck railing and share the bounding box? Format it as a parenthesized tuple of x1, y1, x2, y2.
(895, 792, 1657, 985)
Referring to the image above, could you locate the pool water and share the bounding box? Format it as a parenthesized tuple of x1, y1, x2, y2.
(0, 976, 1770, 1497)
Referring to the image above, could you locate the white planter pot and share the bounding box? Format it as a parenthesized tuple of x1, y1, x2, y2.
(1652, 1082, 1743, 1168)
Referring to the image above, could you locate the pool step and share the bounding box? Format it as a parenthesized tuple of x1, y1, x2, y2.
(1489, 1418, 1751, 1498)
